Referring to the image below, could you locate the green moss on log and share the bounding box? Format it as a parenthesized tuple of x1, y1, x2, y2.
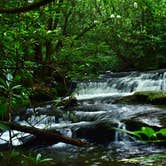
(117, 91, 166, 105)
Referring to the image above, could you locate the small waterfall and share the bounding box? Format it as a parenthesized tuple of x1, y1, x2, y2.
(75, 70, 166, 100)
(114, 122, 129, 143)
(162, 72, 166, 90)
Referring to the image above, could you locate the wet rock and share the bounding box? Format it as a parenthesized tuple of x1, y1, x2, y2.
(75, 105, 105, 112)
(60, 96, 77, 110)
(124, 119, 161, 131)
(115, 91, 166, 105)
(160, 116, 166, 128)
(122, 118, 166, 143)
(73, 121, 116, 145)
(74, 111, 106, 122)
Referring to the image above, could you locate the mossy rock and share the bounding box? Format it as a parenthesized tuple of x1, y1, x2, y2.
(120, 154, 166, 166)
(116, 91, 166, 105)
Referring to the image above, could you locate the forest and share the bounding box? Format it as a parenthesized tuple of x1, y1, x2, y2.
(0, 0, 166, 165)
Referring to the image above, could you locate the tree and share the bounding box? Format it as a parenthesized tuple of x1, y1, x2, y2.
(0, 0, 55, 14)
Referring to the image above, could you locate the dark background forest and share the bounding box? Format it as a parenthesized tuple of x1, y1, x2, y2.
(0, 0, 165, 103)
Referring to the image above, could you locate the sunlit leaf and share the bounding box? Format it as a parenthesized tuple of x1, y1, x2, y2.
(140, 127, 155, 138)
(13, 94, 21, 98)
(6, 73, 13, 81)
(36, 153, 42, 162)
(0, 85, 6, 90)
(5, 80, 10, 88)
(11, 85, 22, 90)
(40, 158, 53, 163)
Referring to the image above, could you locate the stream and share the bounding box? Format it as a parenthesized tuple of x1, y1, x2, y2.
(1, 69, 166, 165)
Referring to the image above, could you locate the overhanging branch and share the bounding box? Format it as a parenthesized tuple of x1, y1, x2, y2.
(0, 0, 56, 14)
(75, 17, 111, 40)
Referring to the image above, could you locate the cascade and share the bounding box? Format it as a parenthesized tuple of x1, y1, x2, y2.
(114, 122, 129, 143)
(162, 72, 166, 90)
(75, 70, 166, 100)
(1, 70, 166, 164)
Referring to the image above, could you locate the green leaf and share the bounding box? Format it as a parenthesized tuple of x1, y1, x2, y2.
(13, 94, 21, 98)
(24, 61, 35, 67)
(0, 123, 9, 131)
(11, 85, 22, 90)
(0, 85, 6, 90)
(156, 129, 166, 136)
(140, 127, 156, 138)
(131, 130, 143, 139)
(36, 153, 42, 162)
(40, 158, 53, 163)
(5, 80, 10, 88)
(113, 127, 141, 139)
(14, 75, 21, 82)
(6, 73, 13, 81)
(0, 103, 7, 117)
(0, 78, 6, 86)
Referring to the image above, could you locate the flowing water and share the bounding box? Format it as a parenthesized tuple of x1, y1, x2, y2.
(1, 70, 166, 165)
(75, 69, 166, 100)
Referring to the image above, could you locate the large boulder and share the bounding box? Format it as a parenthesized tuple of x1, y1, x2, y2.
(73, 121, 116, 145)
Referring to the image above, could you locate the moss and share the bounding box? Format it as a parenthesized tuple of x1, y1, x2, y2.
(134, 91, 166, 104)
(117, 91, 166, 105)
(120, 154, 166, 166)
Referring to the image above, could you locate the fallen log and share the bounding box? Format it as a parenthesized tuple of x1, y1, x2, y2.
(0, 121, 87, 147)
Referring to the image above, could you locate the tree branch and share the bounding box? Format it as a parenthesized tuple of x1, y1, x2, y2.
(0, 0, 56, 14)
(0, 121, 87, 147)
(75, 17, 111, 40)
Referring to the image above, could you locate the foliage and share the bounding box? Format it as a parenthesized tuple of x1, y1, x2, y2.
(0, 122, 9, 131)
(0, 71, 30, 147)
(0, 1, 165, 163)
(114, 126, 166, 142)
(0, 71, 30, 113)
(0, 150, 53, 166)
(0, 0, 165, 150)
(25, 153, 53, 165)
(0, 0, 165, 84)
(121, 154, 166, 166)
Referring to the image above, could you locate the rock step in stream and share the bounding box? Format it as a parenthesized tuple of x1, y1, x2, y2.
(1, 69, 166, 165)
